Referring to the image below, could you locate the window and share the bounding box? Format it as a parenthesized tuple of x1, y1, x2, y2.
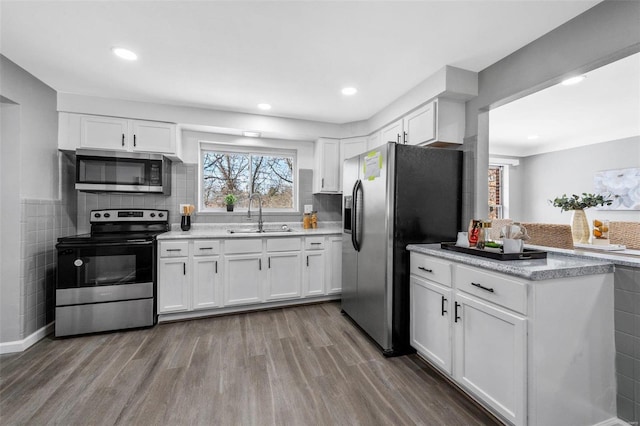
(488, 165, 503, 220)
(200, 144, 297, 212)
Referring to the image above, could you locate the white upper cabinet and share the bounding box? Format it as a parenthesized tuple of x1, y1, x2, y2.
(340, 136, 367, 162)
(380, 118, 404, 144)
(59, 112, 182, 160)
(313, 137, 340, 193)
(366, 131, 382, 150)
(404, 102, 436, 145)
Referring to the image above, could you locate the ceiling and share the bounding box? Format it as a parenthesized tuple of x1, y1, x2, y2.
(0, 1, 601, 124)
(489, 51, 640, 157)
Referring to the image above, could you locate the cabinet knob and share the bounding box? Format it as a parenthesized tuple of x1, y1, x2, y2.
(122, 133, 125, 147)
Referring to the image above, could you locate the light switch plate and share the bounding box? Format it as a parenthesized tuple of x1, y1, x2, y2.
(304, 204, 313, 214)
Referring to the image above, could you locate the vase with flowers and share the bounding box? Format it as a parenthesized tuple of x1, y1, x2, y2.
(550, 193, 614, 243)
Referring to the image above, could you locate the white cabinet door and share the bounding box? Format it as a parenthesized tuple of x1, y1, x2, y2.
(380, 119, 403, 144)
(340, 137, 367, 162)
(224, 254, 263, 306)
(131, 119, 176, 154)
(326, 236, 342, 294)
(454, 292, 526, 426)
(410, 276, 452, 375)
(304, 251, 325, 296)
(192, 256, 221, 310)
(266, 252, 301, 300)
(80, 115, 129, 150)
(158, 258, 189, 313)
(313, 138, 340, 193)
(367, 132, 382, 150)
(404, 102, 436, 146)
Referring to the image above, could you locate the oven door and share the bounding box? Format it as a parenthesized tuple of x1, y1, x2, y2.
(56, 241, 155, 304)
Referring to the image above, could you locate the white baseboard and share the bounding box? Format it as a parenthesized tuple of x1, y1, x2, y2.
(0, 322, 54, 354)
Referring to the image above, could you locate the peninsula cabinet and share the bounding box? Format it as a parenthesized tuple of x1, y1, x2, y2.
(409, 251, 616, 426)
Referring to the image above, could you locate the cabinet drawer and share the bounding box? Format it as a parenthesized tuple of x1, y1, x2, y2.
(267, 237, 302, 252)
(410, 253, 452, 287)
(225, 239, 262, 254)
(193, 240, 220, 256)
(304, 237, 325, 250)
(160, 241, 189, 258)
(455, 265, 527, 314)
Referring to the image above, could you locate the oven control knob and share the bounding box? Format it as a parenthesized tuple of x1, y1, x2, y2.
(94, 213, 101, 218)
(74, 259, 84, 267)
(158, 213, 164, 217)
(104, 213, 110, 218)
(150, 213, 156, 218)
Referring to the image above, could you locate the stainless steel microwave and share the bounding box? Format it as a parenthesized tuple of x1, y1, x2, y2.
(75, 149, 171, 194)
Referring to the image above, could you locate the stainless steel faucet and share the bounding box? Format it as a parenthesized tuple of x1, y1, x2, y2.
(247, 193, 264, 232)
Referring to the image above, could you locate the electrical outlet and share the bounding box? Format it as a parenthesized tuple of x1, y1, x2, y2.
(304, 204, 313, 214)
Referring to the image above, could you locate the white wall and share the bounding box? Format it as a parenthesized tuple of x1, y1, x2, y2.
(466, 1, 640, 218)
(1, 57, 59, 200)
(514, 136, 640, 224)
(180, 130, 314, 168)
(1, 102, 22, 342)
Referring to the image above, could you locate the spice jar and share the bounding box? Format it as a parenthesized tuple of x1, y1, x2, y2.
(468, 220, 480, 246)
(303, 213, 311, 229)
(311, 211, 318, 229)
(475, 221, 492, 249)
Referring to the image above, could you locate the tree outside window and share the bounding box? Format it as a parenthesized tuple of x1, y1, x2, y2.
(201, 148, 295, 210)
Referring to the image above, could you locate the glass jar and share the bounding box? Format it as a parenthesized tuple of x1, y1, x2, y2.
(303, 213, 311, 229)
(592, 219, 610, 243)
(475, 221, 492, 249)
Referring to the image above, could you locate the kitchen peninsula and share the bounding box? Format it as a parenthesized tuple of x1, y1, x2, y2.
(156, 223, 342, 322)
(407, 243, 618, 426)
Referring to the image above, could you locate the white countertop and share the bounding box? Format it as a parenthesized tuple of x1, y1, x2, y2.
(158, 222, 342, 240)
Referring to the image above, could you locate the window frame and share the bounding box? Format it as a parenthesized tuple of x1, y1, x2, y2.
(198, 141, 299, 214)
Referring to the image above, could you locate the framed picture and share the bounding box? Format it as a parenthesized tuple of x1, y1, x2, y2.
(594, 167, 640, 210)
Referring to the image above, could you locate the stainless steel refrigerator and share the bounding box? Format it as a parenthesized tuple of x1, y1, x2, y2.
(341, 142, 462, 356)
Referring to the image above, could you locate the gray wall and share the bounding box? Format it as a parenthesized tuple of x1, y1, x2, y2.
(507, 137, 640, 223)
(614, 266, 640, 423)
(0, 56, 76, 344)
(465, 0, 640, 219)
(76, 166, 341, 233)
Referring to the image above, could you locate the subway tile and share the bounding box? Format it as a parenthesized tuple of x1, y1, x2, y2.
(617, 331, 636, 357)
(618, 395, 635, 422)
(616, 267, 640, 292)
(619, 373, 635, 399)
(616, 310, 638, 336)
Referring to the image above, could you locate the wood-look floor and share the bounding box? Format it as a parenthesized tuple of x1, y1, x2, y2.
(1, 302, 500, 425)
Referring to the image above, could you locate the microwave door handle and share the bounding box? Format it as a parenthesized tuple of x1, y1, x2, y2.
(352, 179, 362, 252)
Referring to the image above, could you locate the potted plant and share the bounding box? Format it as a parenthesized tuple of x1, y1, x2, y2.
(550, 193, 613, 243)
(224, 194, 237, 212)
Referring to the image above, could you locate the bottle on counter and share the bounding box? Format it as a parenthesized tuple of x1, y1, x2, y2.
(475, 221, 492, 249)
(468, 220, 480, 246)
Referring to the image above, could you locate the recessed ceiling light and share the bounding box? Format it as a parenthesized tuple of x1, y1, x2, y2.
(341, 87, 358, 96)
(111, 47, 138, 61)
(257, 103, 272, 111)
(527, 134, 539, 140)
(243, 131, 261, 138)
(561, 75, 586, 86)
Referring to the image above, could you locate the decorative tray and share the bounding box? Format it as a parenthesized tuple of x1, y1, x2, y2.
(440, 242, 547, 261)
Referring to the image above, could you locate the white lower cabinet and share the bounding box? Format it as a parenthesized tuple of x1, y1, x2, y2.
(326, 236, 342, 294)
(266, 252, 302, 300)
(224, 253, 263, 306)
(158, 234, 342, 318)
(453, 292, 526, 426)
(158, 257, 189, 313)
(410, 251, 616, 426)
(410, 276, 452, 374)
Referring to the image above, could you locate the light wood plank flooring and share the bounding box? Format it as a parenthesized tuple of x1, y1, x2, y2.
(1, 302, 500, 425)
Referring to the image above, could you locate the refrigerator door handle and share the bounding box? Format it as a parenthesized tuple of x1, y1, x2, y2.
(352, 179, 362, 252)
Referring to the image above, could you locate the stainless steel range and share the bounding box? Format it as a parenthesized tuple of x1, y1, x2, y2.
(55, 209, 169, 337)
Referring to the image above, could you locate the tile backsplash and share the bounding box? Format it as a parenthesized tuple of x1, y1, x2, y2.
(76, 164, 341, 232)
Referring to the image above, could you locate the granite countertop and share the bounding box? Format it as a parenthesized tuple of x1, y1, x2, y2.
(524, 244, 640, 269)
(407, 243, 614, 281)
(158, 222, 342, 240)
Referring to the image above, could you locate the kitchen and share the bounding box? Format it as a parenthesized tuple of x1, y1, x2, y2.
(1, 1, 639, 425)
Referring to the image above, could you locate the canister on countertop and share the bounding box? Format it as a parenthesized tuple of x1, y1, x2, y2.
(311, 211, 318, 229)
(303, 213, 312, 229)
